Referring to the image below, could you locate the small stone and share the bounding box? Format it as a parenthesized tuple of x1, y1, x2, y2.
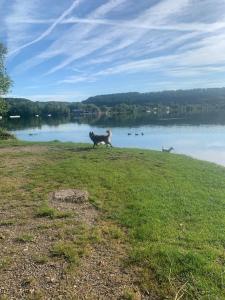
(51, 189, 89, 203)
(46, 276, 57, 283)
(29, 288, 35, 294)
(98, 260, 105, 266)
(48, 262, 56, 268)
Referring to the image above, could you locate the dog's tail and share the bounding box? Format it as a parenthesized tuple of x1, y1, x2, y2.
(106, 129, 112, 137)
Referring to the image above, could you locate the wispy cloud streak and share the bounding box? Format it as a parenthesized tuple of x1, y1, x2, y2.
(8, 0, 84, 56)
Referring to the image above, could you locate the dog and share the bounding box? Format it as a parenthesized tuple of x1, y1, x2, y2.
(162, 147, 174, 153)
(89, 130, 113, 148)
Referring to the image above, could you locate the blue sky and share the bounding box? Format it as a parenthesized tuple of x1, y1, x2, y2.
(1, 0, 225, 102)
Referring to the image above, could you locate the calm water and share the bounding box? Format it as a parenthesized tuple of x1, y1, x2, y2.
(2, 113, 225, 167)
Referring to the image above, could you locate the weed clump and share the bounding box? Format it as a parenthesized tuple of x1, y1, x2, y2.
(0, 128, 15, 140)
(15, 234, 34, 243)
(50, 242, 79, 264)
(36, 203, 71, 219)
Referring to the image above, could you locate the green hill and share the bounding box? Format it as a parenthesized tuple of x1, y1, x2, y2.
(83, 87, 225, 107)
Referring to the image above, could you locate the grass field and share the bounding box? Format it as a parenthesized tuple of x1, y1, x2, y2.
(0, 140, 225, 299)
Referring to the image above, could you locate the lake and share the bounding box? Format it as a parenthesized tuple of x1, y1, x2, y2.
(2, 112, 225, 167)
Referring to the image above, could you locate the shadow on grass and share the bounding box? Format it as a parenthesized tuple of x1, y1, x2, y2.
(70, 146, 114, 152)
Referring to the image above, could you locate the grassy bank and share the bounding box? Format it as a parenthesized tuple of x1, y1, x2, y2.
(0, 127, 15, 140)
(1, 140, 225, 299)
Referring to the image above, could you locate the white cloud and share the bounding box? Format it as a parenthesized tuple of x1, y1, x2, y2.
(4, 0, 40, 53)
(135, 0, 190, 25)
(7, 92, 87, 102)
(11, 0, 128, 74)
(10, 16, 225, 33)
(59, 29, 225, 84)
(22, 2, 225, 79)
(45, 0, 193, 74)
(8, 0, 85, 56)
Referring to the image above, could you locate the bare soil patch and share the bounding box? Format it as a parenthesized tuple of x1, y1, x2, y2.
(50, 191, 145, 300)
(1, 190, 144, 299)
(0, 145, 48, 154)
(0, 198, 143, 299)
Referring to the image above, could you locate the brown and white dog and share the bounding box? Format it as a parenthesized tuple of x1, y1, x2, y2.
(89, 130, 112, 148)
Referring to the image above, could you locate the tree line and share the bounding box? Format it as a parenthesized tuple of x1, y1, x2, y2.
(3, 87, 225, 118)
(84, 89, 225, 106)
(2, 98, 101, 117)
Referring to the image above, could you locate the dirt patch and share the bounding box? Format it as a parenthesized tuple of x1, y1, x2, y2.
(0, 189, 148, 299)
(49, 192, 147, 299)
(50, 197, 98, 227)
(0, 145, 48, 154)
(72, 242, 142, 299)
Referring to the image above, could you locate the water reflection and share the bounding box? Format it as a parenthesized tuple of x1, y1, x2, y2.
(2, 112, 225, 166)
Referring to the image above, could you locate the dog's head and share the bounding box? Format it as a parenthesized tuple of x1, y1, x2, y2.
(89, 131, 94, 141)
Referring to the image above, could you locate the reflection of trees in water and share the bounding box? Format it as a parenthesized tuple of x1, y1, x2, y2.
(78, 111, 225, 127)
(2, 116, 71, 130)
(2, 111, 225, 131)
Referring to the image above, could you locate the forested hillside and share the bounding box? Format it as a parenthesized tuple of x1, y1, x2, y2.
(84, 88, 225, 107)
(4, 98, 71, 117)
(3, 87, 225, 117)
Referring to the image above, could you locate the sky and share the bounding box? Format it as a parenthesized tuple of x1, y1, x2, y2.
(1, 0, 225, 102)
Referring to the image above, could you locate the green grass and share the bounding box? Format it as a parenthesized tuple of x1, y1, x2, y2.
(32, 254, 49, 265)
(36, 202, 72, 219)
(15, 234, 35, 243)
(50, 241, 79, 264)
(1, 140, 225, 298)
(121, 288, 140, 300)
